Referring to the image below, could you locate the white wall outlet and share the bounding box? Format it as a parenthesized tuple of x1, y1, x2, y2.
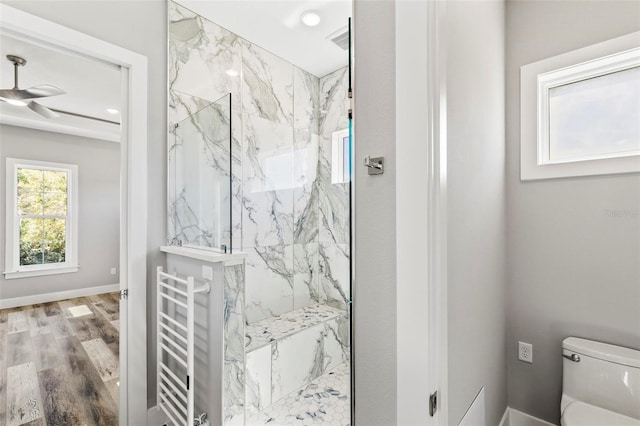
(202, 265, 213, 281)
(110, 267, 117, 275)
(518, 341, 533, 363)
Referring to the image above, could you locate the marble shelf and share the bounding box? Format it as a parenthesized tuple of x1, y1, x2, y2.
(160, 245, 247, 264)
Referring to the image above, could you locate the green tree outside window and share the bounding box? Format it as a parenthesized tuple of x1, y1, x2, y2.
(17, 168, 68, 266)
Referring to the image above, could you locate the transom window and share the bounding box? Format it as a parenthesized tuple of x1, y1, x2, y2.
(4, 158, 78, 279)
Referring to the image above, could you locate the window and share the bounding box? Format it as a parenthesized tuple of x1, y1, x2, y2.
(521, 31, 640, 180)
(4, 158, 78, 279)
(331, 128, 351, 184)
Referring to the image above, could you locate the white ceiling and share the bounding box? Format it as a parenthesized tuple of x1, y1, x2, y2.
(178, 0, 352, 78)
(0, 34, 121, 142)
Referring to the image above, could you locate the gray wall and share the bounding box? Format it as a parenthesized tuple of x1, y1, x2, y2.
(0, 125, 120, 299)
(446, 1, 507, 425)
(353, 0, 397, 424)
(2, 0, 168, 408)
(506, 1, 640, 423)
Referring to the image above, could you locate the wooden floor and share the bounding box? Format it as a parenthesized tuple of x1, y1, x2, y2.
(0, 293, 120, 426)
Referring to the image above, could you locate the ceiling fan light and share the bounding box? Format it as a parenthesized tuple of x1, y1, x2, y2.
(5, 99, 27, 106)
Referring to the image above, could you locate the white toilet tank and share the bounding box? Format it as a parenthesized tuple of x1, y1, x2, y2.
(561, 337, 640, 422)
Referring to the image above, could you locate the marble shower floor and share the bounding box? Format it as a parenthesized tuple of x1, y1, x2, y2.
(0, 293, 120, 426)
(246, 362, 351, 426)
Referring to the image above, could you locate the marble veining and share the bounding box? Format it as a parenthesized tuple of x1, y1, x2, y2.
(245, 304, 344, 353)
(246, 362, 350, 426)
(223, 264, 246, 426)
(242, 41, 293, 126)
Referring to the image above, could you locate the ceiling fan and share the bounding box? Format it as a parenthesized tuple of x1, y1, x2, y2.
(0, 54, 66, 118)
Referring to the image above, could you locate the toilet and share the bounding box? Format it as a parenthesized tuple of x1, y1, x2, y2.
(561, 337, 640, 426)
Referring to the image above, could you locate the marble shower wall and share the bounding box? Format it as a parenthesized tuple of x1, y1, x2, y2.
(168, 1, 351, 323)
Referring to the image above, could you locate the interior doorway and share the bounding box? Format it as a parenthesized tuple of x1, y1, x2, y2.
(0, 4, 148, 424)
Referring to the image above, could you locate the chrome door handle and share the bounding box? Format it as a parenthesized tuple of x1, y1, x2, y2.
(563, 353, 581, 362)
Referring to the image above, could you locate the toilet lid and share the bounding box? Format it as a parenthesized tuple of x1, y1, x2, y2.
(562, 402, 640, 426)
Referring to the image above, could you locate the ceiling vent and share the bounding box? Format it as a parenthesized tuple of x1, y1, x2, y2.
(327, 26, 350, 51)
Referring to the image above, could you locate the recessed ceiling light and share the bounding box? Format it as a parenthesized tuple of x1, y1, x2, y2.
(5, 99, 27, 106)
(107, 108, 119, 114)
(225, 69, 239, 77)
(301, 11, 321, 27)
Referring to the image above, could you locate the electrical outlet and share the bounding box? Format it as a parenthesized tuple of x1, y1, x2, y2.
(518, 341, 533, 363)
(202, 265, 213, 280)
(110, 267, 117, 275)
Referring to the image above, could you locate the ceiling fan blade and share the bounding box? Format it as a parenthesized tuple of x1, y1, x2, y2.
(28, 101, 60, 118)
(0, 85, 65, 100)
(24, 85, 66, 98)
(0, 88, 33, 100)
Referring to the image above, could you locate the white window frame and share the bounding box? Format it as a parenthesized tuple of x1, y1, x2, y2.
(331, 128, 350, 184)
(4, 158, 79, 279)
(521, 31, 640, 180)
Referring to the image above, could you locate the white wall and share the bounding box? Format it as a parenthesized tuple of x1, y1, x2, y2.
(447, 1, 507, 425)
(2, 0, 168, 408)
(0, 125, 120, 299)
(353, 0, 398, 424)
(506, 1, 640, 423)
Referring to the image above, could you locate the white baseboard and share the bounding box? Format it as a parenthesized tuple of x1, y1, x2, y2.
(499, 407, 558, 426)
(0, 283, 120, 309)
(147, 405, 169, 426)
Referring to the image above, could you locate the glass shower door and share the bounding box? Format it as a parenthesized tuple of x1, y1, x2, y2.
(170, 93, 233, 253)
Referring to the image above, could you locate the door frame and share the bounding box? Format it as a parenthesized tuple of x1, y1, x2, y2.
(0, 5, 149, 424)
(396, 0, 448, 424)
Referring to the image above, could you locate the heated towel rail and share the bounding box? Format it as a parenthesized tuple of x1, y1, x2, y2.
(156, 266, 210, 426)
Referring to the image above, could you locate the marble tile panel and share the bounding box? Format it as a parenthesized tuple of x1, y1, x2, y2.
(293, 67, 319, 131)
(246, 362, 350, 426)
(245, 344, 271, 414)
(293, 129, 319, 244)
(171, 97, 235, 250)
(32, 333, 63, 372)
(81, 338, 119, 382)
(242, 190, 294, 249)
(170, 2, 241, 108)
(271, 323, 324, 403)
(223, 313, 245, 426)
(323, 317, 350, 373)
(319, 243, 351, 310)
(242, 112, 294, 193)
(6, 362, 44, 426)
(38, 366, 93, 425)
(242, 41, 293, 126)
(293, 243, 320, 309)
(318, 135, 351, 245)
(319, 66, 349, 137)
(245, 246, 294, 324)
(225, 264, 245, 317)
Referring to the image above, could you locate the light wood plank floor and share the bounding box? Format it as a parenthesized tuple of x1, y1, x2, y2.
(0, 293, 120, 425)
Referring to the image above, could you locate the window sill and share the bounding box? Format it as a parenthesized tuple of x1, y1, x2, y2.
(3, 265, 79, 280)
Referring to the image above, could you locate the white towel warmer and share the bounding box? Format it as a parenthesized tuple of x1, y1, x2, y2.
(156, 266, 210, 426)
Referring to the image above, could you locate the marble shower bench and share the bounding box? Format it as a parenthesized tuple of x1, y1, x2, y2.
(245, 304, 350, 416)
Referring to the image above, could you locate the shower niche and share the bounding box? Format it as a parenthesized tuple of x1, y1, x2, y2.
(168, 93, 235, 253)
